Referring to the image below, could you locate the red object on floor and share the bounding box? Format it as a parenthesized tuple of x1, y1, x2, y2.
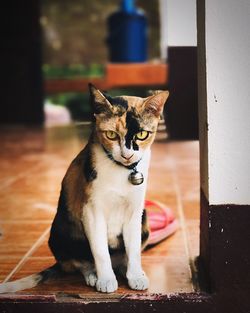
(145, 200, 178, 246)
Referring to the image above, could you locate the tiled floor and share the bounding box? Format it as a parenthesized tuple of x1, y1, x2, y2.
(0, 125, 200, 295)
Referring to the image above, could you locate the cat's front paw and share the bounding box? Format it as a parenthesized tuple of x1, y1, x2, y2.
(96, 276, 118, 293)
(128, 273, 149, 290)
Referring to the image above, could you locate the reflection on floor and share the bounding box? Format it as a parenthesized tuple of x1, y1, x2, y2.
(0, 125, 199, 295)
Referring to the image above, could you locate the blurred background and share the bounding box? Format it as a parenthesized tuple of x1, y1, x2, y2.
(0, 0, 198, 140)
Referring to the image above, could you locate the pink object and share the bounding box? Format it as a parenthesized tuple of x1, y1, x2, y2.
(145, 200, 178, 246)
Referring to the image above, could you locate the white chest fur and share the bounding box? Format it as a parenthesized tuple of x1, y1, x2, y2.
(90, 144, 151, 248)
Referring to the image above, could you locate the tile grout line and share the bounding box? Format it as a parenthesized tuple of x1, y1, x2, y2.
(3, 226, 51, 283)
(170, 159, 194, 292)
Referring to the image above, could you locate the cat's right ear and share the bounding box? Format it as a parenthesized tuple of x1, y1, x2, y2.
(88, 83, 113, 116)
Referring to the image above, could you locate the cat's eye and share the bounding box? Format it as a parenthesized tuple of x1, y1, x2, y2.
(135, 131, 149, 141)
(106, 131, 118, 140)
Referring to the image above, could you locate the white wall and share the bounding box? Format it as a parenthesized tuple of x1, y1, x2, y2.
(202, 0, 250, 205)
(159, 0, 197, 59)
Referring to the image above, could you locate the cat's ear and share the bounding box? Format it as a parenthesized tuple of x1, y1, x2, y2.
(88, 83, 113, 115)
(143, 90, 169, 117)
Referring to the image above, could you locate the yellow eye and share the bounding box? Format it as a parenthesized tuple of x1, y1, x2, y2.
(136, 131, 149, 140)
(106, 131, 118, 140)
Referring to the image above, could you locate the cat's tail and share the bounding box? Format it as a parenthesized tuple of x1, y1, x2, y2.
(0, 263, 60, 293)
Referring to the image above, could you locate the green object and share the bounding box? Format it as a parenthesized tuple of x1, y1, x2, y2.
(43, 64, 104, 79)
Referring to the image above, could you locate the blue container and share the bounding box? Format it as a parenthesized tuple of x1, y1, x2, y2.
(107, 0, 148, 63)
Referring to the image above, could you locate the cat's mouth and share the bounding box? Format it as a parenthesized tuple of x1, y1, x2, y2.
(101, 145, 140, 168)
(113, 155, 140, 169)
(121, 158, 134, 166)
(121, 160, 134, 167)
(115, 154, 143, 169)
(117, 154, 139, 166)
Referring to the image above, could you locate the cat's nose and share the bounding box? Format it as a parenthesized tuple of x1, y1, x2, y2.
(121, 154, 134, 160)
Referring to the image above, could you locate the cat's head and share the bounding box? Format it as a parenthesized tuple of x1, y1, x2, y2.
(89, 84, 169, 167)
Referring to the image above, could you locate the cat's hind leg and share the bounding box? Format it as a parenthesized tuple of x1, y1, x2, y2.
(61, 260, 97, 287)
(79, 261, 98, 287)
(71, 260, 98, 287)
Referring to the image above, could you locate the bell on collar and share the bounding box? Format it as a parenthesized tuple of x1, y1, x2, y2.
(128, 169, 144, 185)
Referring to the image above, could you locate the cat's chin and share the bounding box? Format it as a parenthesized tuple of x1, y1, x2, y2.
(109, 151, 141, 168)
(110, 155, 137, 167)
(118, 159, 140, 168)
(121, 159, 134, 166)
(122, 162, 134, 167)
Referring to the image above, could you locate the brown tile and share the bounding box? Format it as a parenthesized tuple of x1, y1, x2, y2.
(11, 257, 55, 281)
(0, 258, 21, 282)
(0, 159, 66, 196)
(0, 222, 50, 258)
(0, 158, 42, 189)
(143, 256, 193, 293)
(186, 220, 200, 258)
(182, 200, 200, 220)
(143, 230, 186, 257)
(31, 234, 52, 258)
(0, 195, 56, 221)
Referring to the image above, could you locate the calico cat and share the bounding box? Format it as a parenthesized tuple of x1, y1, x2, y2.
(0, 84, 169, 293)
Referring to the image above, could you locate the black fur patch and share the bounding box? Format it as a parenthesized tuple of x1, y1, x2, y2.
(40, 263, 61, 283)
(125, 110, 140, 150)
(49, 187, 94, 262)
(109, 234, 125, 255)
(141, 209, 150, 244)
(132, 141, 139, 151)
(49, 224, 94, 262)
(83, 146, 97, 182)
(104, 94, 128, 111)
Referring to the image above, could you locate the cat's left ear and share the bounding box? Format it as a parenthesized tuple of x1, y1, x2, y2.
(88, 83, 113, 115)
(143, 91, 169, 117)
